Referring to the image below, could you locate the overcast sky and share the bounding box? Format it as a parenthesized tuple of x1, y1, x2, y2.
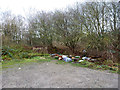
(0, 0, 85, 16)
(0, 0, 119, 16)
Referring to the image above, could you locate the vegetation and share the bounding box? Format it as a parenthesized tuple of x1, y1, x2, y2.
(0, 2, 119, 73)
(55, 59, 119, 74)
(2, 56, 52, 69)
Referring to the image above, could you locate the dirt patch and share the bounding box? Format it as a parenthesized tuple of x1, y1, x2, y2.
(2, 60, 118, 88)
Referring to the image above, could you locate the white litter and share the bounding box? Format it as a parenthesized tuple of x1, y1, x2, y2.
(79, 60, 84, 62)
(91, 59, 96, 61)
(86, 58, 91, 60)
(18, 67, 21, 70)
(62, 55, 67, 58)
(82, 57, 87, 60)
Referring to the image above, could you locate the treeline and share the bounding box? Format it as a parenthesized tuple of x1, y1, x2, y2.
(0, 2, 120, 62)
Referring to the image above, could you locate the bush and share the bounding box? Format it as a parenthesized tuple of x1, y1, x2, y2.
(2, 55, 12, 60)
(19, 52, 29, 59)
(103, 60, 114, 66)
(101, 65, 110, 70)
(2, 46, 32, 60)
(80, 60, 96, 68)
(109, 66, 118, 71)
(28, 53, 49, 58)
(2, 47, 13, 57)
(96, 65, 103, 69)
(2, 46, 15, 60)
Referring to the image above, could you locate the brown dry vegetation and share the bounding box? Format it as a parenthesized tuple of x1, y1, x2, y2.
(0, 2, 120, 64)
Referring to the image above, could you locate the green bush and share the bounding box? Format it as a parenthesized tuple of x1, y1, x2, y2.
(2, 55, 12, 60)
(101, 65, 110, 70)
(2, 46, 32, 60)
(2, 47, 15, 60)
(96, 65, 103, 69)
(109, 66, 118, 71)
(19, 52, 29, 59)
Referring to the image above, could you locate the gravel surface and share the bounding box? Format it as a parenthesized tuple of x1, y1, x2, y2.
(2, 60, 118, 88)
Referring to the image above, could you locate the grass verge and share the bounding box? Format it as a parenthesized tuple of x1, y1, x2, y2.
(55, 60, 119, 74)
(1, 56, 52, 69)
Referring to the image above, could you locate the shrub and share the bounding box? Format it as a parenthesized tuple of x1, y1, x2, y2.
(96, 65, 103, 69)
(103, 60, 114, 66)
(19, 52, 29, 59)
(2, 46, 32, 60)
(109, 66, 118, 71)
(101, 65, 110, 70)
(80, 60, 96, 68)
(2, 55, 12, 60)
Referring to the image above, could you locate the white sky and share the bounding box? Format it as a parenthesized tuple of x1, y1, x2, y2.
(0, 0, 119, 16)
(0, 0, 85, 16)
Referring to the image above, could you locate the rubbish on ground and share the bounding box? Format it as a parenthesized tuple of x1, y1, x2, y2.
(82, 57, 88, 60)
(72, 57, 75, 59)
(62, 55, 72, 62)
(86, 57, 91, 60)
(82, 57, 91, 60)
(73, 58, 79, 62)
(50, 53, 98, 63)
(50, 54, 56, 57)
(62, 55, 67, 58)
(58, 56, 62, 60)
(63, 57, 72, 62)
(91, 59, 96, 61)
(75, 56, 80, 58)
(55, 56, 59, 59)
(51, 54, 59, 57)
(18, 67, 21, 70)
(69, 55, 72, 58)
(78, 60, 84, 62)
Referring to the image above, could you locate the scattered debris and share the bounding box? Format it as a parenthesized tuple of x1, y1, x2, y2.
(78, 60, 84, 62)
(62, 55, 72, 62)
(18, 67, 21, 70)
(82, 57, 88, 60)
(72, 57, 75, 59)
(62, 55, 67, 58)
(69, 55, 72, 58)
(86, 57, 91, 60)
(73, 58, 79, 62)
(82, 57, 91, 61)
(64, 58, 72, 62)
(90, 59, 97, 62)
(58, 56, 62, 60)
(50, 53, 99, 63)
(75, 56, 80, 58)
